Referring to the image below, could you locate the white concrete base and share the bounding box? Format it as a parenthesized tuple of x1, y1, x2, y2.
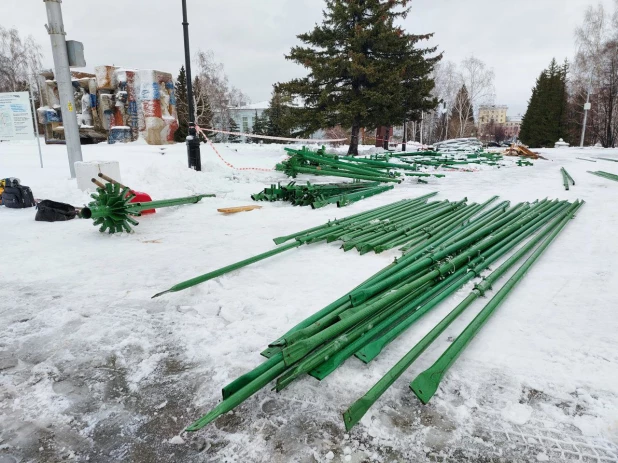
(75, 161, 121, 191)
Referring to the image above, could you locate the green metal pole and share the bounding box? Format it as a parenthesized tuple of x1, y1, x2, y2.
(409, 200, 583, 404)
(342, 201, 581, 430)
(152, 241, 302, 298)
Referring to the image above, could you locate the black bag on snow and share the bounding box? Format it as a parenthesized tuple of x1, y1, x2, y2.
(2, 183, 36, 209)
(35, 200, 77, 222)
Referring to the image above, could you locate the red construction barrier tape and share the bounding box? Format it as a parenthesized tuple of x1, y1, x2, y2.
(200, 127, 347, 143)
(196, 126, 274, 172)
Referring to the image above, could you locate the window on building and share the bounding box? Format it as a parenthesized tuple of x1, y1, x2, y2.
(242, 116, 249, 133)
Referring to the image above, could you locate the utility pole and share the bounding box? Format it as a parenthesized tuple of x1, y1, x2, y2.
(182, 0, 201, 171)
(580, 72, 593, 147)
(401, 119, 407, 152)
(44, 0, 82, 178)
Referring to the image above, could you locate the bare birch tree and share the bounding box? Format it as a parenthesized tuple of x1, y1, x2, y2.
(0, 26, 43, 93)
(194, 50, 250, 138)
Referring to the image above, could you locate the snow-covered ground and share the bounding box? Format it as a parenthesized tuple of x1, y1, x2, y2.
(1, 139, 617, 463)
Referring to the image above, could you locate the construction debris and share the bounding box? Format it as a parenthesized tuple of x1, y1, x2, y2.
(504, 144, 541, 159)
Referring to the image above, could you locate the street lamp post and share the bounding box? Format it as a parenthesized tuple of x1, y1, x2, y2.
(579, 72, 593, 148)
(182, 0, 201, 171)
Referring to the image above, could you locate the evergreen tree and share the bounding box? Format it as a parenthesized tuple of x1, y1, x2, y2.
(264, 90, 293, 143)
(174, 66, 189, 142)
(520, 59, 569, 147)
(449, 85, 475, 138)
(276, 0, 440, 155)
(252, 110, 268, 138)
(228, 117, 241, 143)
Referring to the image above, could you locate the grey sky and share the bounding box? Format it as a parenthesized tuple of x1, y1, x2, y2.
(3, 0, 614, 118)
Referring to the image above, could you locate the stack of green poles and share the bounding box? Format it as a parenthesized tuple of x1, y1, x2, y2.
(183, 196, 581, 432)
(155, 192, 498, 297)
(276, 147, 406, 183)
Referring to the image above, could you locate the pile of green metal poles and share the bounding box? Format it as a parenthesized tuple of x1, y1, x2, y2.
(343, 200, 583, 429)
(251, 181, 394, 209)
(588, 170, 618, 182)
(183, 197, 581, 432)
(155, 192, 497, 297)
(276, 146, 408, 183)
(561, 167, 575, 190)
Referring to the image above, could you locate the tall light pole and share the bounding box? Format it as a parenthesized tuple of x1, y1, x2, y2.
(182, 0, 201, 171)
(44, 0, 83, 178)
(579, 72, 593, 147)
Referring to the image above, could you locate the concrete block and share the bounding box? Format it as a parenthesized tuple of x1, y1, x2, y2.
(75, 161, 121, 191)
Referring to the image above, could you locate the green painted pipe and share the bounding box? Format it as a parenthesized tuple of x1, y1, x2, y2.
(272, 194, 436, 245)
(186, 355, 289, 432)
(356, 200, 468, 254)
(151, 241, 302, 298)
(399, 200, 510, 253)
(293, 166, 400, 183)
(576, 157, 596, 162)
(274, 283, 434, 391)
(342, 201, 580, 430)
(375, 203, 483, 253)
(350, 203, 534, 306)
(560, 167, 574, 190)
(303, 200, 439, 245)
(337, 155, 420, 171)
(342, 201, 463, 253)
(588, 170, 618, 182)
(301, 151, 395, 177)
(410, 200, 583, 405)
(336, 185, 395, 207)
(354, 201, 568, 365)
(596, 157, 618, 162)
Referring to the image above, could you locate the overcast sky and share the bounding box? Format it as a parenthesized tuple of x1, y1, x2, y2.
(3, 0, 614, 117)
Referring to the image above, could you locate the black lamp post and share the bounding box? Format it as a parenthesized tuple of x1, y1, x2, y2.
(182, 0, 201, 171)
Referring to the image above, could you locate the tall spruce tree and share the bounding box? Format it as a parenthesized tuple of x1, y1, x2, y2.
(264, 90, 293, 143)
(228, 117, 241, 143)
(252, 110, 268, 139)
(276, 0, 440, 155)
(174, 66, 189, 142)
(520, 59, 569, 147)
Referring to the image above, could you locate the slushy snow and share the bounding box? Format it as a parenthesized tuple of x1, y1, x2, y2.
(0, 139, 617, 462)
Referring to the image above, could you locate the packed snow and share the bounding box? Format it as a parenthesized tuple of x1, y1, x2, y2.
(1, 139, 617, 462)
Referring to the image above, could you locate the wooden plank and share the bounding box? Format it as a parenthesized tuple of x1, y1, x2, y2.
(217, 205, 263, 214)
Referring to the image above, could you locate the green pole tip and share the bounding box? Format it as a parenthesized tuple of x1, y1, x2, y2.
(410, 370, 441, 404)
(342, 400, 369, 431)
(151, 289, 172, 299)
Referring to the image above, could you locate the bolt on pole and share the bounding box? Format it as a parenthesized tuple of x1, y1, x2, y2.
(182, 0, 201, 171)
(44, 0, 83, 178)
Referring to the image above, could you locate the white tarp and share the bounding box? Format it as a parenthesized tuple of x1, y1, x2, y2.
(0, 91, 34, 141)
